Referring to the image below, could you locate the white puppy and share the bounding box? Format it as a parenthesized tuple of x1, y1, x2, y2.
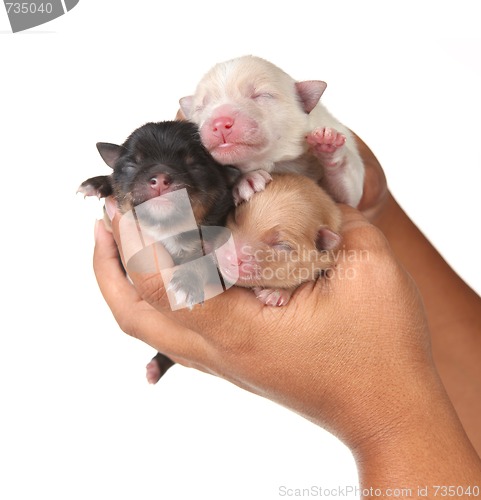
(180, 55, 364, 206)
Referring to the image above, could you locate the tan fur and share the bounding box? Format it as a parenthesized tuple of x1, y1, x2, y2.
(225, 173, 342, 290)
(190, 197, 208, 224)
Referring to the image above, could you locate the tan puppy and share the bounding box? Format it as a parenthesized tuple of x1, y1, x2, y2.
(217, 173, 342, 306)
(180, 55, 364, 207)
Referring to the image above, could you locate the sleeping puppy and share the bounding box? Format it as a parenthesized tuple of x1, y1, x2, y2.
(216, 173, 342, 306)
(179, 55, 364, 207)
(78, 120, 236, 383)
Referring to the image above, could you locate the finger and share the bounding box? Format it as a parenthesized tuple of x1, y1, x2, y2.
(339, 204, 371, 231)
(104, 197, 124, 258)
(93, 219, 209, 359)
(93, 218, 141, 311)
(105, 197, 174, 304)
(352, 132, 389, 220)
(337, 204, 391, 257)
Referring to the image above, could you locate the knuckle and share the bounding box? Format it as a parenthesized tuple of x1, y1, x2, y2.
(136, 272, 170, 309)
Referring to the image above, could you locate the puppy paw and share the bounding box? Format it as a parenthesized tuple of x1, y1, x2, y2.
(233, 170, 273, 205)
(253, 287, 292, 307)
(167, 268, 205, 309)
(77, 175, 113, 198)
(307, 127, 346, 158)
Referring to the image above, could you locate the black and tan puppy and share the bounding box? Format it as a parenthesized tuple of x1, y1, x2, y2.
(79, 120, 236, 383)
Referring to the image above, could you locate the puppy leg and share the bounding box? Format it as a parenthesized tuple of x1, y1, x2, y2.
(146, 352, 175, 384)
(307, 127, 363, 207)
(232, 170, 273, 205)
(253, 287, 293, 307)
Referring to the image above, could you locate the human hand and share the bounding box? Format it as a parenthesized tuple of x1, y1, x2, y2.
(94, 202, 433, 451)
(353, 133, 388, 221)
(93, 127, 481, 484)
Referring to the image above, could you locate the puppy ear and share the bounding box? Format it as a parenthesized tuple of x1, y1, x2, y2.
(316, 226, 341, 251)
(175, 108, 187, 121)
(295, 81, 327, 113)
(96, 143, 124, 169)
(179, 96, 194, 119)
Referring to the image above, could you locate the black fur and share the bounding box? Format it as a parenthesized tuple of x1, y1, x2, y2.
(79, 121, 238, 382)
(79, 121, 236, 219)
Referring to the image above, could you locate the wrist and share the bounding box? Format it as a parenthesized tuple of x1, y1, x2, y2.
(350, 366, 481, 489)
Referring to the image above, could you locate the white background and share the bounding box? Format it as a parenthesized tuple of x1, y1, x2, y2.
(1, 1, 480, 499)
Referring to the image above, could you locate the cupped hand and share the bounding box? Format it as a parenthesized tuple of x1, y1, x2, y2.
(94, 202, 433, 450)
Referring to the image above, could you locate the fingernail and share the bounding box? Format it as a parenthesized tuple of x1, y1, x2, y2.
(105, 197, 117, 221)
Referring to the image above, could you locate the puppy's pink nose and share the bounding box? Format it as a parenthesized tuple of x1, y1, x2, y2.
(149, 173, 172, 196)
(223, 250, 242, 266)
(212, 116, 234, 137)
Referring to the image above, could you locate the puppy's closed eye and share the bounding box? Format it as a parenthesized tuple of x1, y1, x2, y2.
(251, 92, 275, 100)
(271, 242, 293, 252)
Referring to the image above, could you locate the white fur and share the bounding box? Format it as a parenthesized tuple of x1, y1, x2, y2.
(181, 55, 365, 207)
